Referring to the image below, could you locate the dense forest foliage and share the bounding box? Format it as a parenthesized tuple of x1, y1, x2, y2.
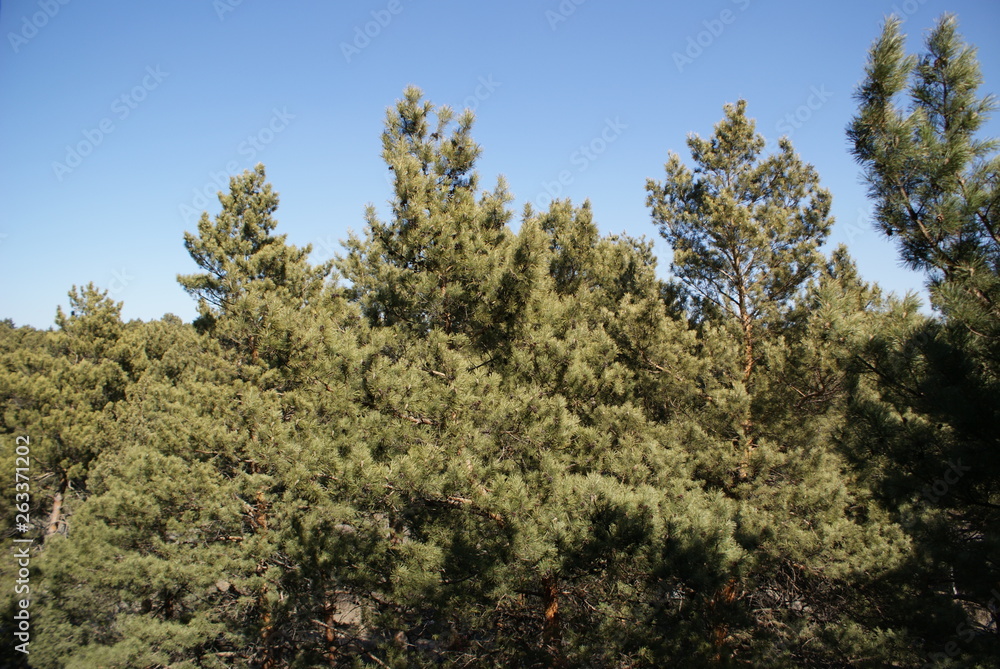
(1, 15, 997, 668)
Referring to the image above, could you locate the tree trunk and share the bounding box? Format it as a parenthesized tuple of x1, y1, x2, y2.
(260, 595, 275, 669)
(738, 300, 756, 481)
(322, 596, 338, 663)
(254, 488, 276, 668)
(709, 578, 739, 664)
(734, 258, 755, 388)
(45, 475, 67, 539)
(741, 316, 755, 387)
(542, 574, 564, 667)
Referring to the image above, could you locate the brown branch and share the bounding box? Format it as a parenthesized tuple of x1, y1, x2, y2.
(401, 413, 436, 425)
(852, 354, 925, 400)
(425, 495, 506, 527)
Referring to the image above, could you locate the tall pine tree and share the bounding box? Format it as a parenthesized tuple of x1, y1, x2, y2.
(847, 14, 1000, 664)
(178, 163, 334, 387)
(647, 102, 911, 665)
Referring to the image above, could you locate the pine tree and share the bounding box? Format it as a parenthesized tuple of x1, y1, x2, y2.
(27, 166, 361, 666)
(849, 13, 999, 351)
(647, 100, 833, 388)
(175, 165, 374, 665)
(16, 70, 997, 665)
(847, 14, 1000, 664)
(178, 163, 334, 386)
(646, 98, 836, 491)
(646, 104, 912, 665)
(28, 317, 266, 668)
(335, 91, 731, 666)
(339, 86, 539, 361)
(0, 286, 129, 546)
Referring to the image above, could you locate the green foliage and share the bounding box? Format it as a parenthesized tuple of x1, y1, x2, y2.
(644, 101, 911, 665)
(5, 33, 999, 664)
(646, 100, 833, 369)
(339, 87, 543, 368)
(0, 285, 129, 544)
(178, 163, 335, 385)
(846, 12, 1000, 667)
(849, 13, 1000, 350)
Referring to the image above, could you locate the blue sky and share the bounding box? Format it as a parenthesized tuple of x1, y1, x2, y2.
(2, 0, 998, 328)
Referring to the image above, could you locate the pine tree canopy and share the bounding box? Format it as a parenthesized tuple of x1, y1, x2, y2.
(647, 99, 834, 386)
(2, 15, 998, 667)
(849, 13, 1000, 347)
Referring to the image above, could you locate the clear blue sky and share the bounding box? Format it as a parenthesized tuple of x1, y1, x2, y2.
(2, 0, 998, 328)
